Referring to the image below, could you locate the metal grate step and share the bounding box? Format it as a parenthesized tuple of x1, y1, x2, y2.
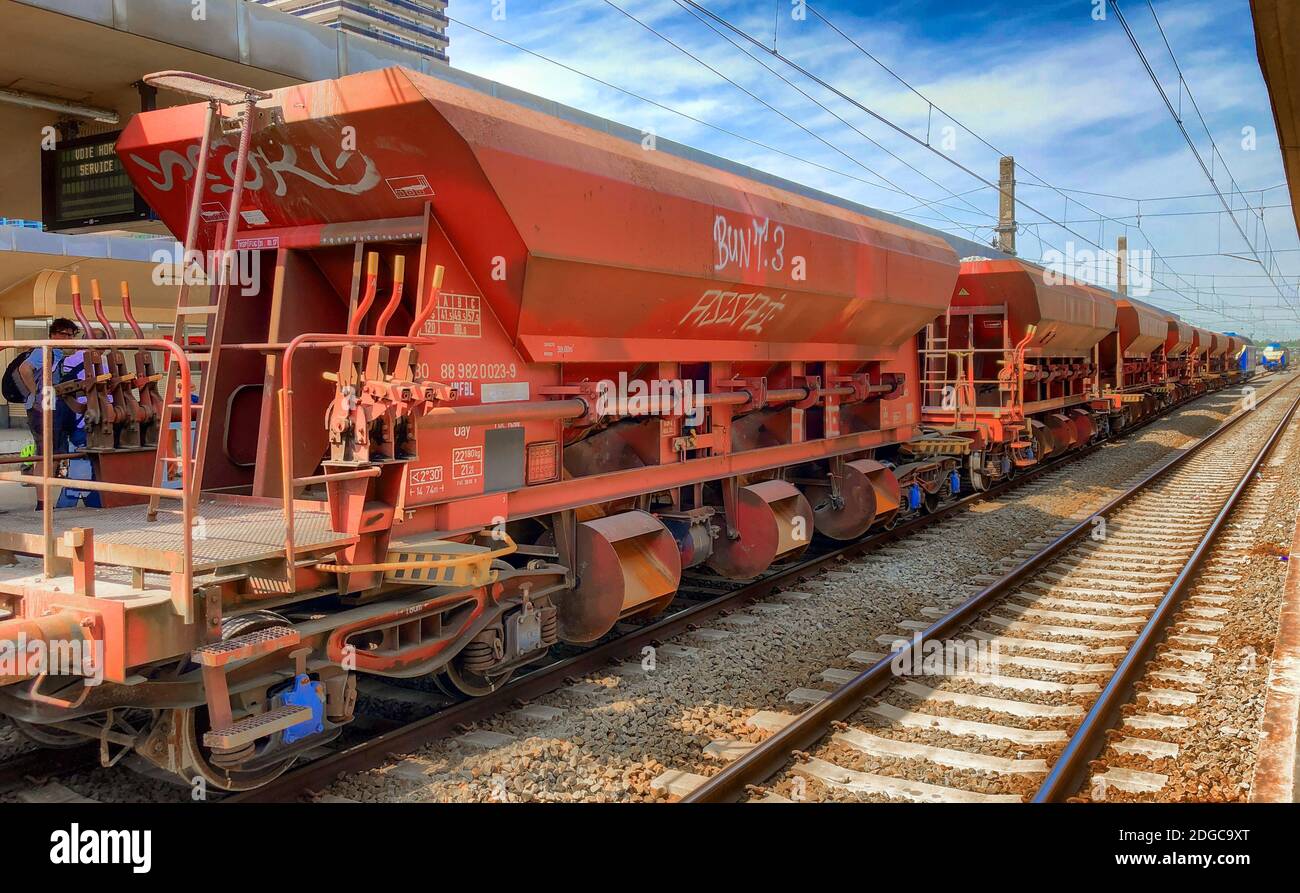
(203, 704, 312, 750)
(192, 626, 299, 668)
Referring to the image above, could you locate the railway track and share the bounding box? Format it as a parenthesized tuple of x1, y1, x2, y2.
(222, 378, 1281, 803)
(0, 730, 100, 804)
(678, 375, 1300, 803)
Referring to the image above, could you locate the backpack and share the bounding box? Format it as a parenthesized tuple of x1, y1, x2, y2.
(2, 349, 32, 404)
(57, 356, 83, 384)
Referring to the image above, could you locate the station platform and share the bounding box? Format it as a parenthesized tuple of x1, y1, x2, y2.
(1253, 489, 1300, 802)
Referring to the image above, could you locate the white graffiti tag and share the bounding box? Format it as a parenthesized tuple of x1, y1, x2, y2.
(129, 141, 380, 198)
(713, 213, 786, 274)
(678, 289, 786, 336)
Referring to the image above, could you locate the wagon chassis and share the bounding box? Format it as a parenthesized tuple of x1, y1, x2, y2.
(222, 373, 1250, 802)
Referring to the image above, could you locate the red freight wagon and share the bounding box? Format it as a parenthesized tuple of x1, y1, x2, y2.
(1205, 329, 1231, 378)
(1097, 296, 1171, 424)
(917, 257, 1116, 488)
(0, 67, 959, 789)
(1189, 327, 1214, 388)
(1162, 312, 1196, 397)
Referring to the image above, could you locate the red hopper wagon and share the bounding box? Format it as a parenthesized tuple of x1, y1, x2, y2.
(1204, 329, 1231, 381)
(916, 257, 1116, 488)
(1188, 327, 1215, 391)
(1097, 296, 1172, 425)
(0, 67, 960, 789)
(1161, 312, 1196, 400)
(915, 245, 1238, 487)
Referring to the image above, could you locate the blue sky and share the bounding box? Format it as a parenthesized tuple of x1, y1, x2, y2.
(444, 0, 1299, 339)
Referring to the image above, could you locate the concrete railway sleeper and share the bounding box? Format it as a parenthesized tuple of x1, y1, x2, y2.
(676, 375, 1300, 802)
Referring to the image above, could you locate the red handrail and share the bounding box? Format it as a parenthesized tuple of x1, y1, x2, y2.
(0, 336, 195, 615)
(277, 332, 438, 563)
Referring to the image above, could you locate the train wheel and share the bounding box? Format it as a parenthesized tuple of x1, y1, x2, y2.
(171, 610, 305, 792)
(967, 452, 988, 492)
(11, 717, 94, 749)
(173, 706, 297, 793)
(923, 486, 944, 513)
(435, 662, 515, 698)
(431, 673, 460, 698)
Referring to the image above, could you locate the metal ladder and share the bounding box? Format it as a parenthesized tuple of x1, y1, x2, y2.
(921, 316, 975, 426)
(143, 72, 271, 520)
(920, 320, 950, 411)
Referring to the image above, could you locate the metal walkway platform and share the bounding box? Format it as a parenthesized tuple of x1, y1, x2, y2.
(0, 497, 349, 573)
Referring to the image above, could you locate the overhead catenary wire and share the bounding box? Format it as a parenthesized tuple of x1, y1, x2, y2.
(792, 0, 1297, 324)
(675, 0, 1265, 322)
(447, 4, 1296, 335)
(1109, 0, 1298, 318)
(906, 203, 1294, 226)
(442, 13, 983, 216)
(819, 0, 1300, 331)
(593, 0, 989, 240)
(1020, 181, 1288, 206)
(669, 0, 996, 227)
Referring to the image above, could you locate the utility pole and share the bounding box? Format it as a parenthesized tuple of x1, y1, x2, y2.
(995, 155, 1016, 256)
(1113, 234, 1128, 391)
(1116, 235, 1128, 296)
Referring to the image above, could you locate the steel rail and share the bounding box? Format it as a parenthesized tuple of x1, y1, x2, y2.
(1033, 382, 1300, 801)
(0, 742, 99, 790)
(224, 380, 1265, 802)
(682, 374, 1297, 802)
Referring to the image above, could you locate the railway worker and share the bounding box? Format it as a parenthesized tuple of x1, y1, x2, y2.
(12, 318, 83, 509)
(52, 344, 101, 509)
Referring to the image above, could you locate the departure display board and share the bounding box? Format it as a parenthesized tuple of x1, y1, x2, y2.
(41, 130, 151, 231)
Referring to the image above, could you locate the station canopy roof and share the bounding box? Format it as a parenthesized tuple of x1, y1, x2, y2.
(0, 226, 201, 321)
(1252, 0, 1300, 237)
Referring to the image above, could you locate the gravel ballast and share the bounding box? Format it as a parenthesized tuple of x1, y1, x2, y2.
(316, 383, 1289, 804)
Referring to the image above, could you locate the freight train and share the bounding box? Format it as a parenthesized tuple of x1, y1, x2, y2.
(0, 66, 1250, 790)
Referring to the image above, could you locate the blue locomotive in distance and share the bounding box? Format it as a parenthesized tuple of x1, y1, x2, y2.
(1262, 342, 1290, 372)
